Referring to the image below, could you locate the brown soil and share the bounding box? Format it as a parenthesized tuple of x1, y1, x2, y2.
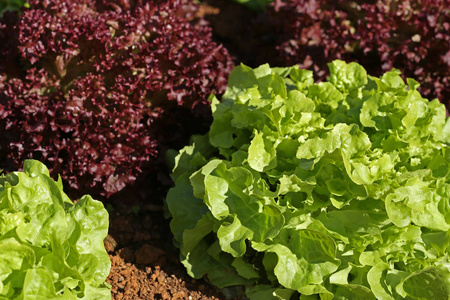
(104, 197, 226, 300)
(104, 2, 266, 299)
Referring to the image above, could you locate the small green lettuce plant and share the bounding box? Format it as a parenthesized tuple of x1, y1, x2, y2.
(0, 160, 111, 299)
(166, 60, 450, 299)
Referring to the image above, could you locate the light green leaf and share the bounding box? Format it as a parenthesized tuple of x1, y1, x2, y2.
(385, 177, 449, 230)
(328, 60, 368, 93)
(257, 74, 287, 99)
(232, 257, 260, 279)
(204, 173, 230, 220)
(182, 239, 253, 289)
(248, 130, 275, 172)
(296, 123, 370, 160)
(21, 268, 57, 298)
(253, 228, 340, 290)
(217, 202, 284, 257)
(209, 97, 234, 148)
(308, 82, 344, 111)
(181, 214, 214, 256)
(289, 67, 314, 91)
(401, 266, 450, 299)
(167, 173, 209, 243)
(286, 90, 315, 114)
(170, 133, 213, 182)
(367, 263, 395, 300)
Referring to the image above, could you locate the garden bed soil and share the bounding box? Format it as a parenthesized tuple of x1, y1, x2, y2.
(104, 197, 225, 300)
(104, 1, 265, 299)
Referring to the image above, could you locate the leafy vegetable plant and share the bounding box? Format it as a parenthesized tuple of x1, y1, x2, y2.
(0, 160, 111, 299)
(0, 0, 233, 198)
(166, 60, 450, 299)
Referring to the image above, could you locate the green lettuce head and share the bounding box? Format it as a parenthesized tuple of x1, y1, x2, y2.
(166, 60, 450, 299)
(0, 160, 111, 299)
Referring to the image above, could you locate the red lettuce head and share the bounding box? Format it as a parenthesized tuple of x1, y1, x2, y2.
(266, 0, 449, 107)
(0, 0, 234, 198)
